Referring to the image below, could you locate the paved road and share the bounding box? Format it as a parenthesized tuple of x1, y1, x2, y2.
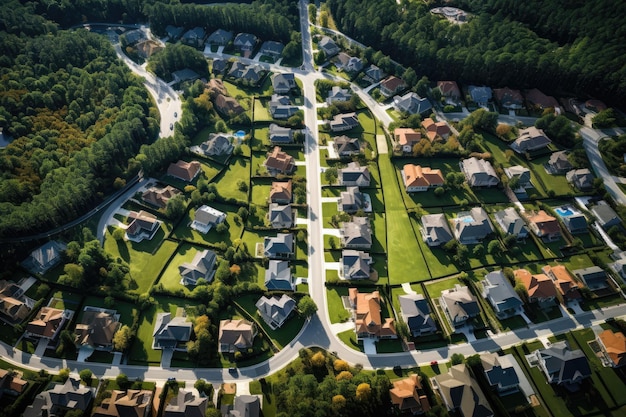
(580, 127, 626, 205)
(96, 177, 149, 243)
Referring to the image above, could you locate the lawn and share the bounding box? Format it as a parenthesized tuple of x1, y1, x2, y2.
(337, 329, 362, 351)
(250, 178, 272, 206)
(409, 215, 459, 278)
(370, 212, 387, 252)
(172, 203, 244, 247)
(213, 156, 250, 202)
(424, 276, 464, 299)
(48, 291, 83, 310)
(253, 97, 272, 122)
(327, 286, 350, 323)
(156, 242, 213, 295)
(81, 296, 139, 328)
(200, 160, 222, 183)
(252, 127, 270, 149)
(527, 155, 573, 197)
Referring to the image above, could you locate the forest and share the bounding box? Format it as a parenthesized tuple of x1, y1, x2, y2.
(326, 0, 626, 108)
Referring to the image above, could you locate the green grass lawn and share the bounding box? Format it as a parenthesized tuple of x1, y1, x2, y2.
(253, 97, 272, 122)
(250, 178, 272, 206)
(252, 127, 270, 149)
(200, 160, 222, 183)
(370, 212, 387, 252)
(327, 286, 350, 323)
(214, 156, 250, 202)
(48, 291, 83, 310)
(172, 203, 244, 247)
(409, 215, 459, 278)
(156, 243, 212, 295)
(425, 276, 464, 299)
(527, 155, 574, 197)
(81, 296, 139, 327)
(337, 329, 362, 351)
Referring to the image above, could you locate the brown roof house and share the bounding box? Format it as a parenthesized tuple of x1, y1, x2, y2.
(25, 306, 73, 340)
(431, 364, 494, 417)
(514, 269, 557, 309)
(493, 87, 524, 110)
(92, 389, 153, 417)
(597, 330, 626, 368)
(0, 280, 31, 323)
(349, 288, 396, 340)
(218, 319, 257, 353)
(389, 374, 431, 415)
(269, 180, 292, 204)
(142, 185, 181, 209)
(74, 307, 121, 349)
(402, 164, 444, 192)
(125, 210, 161, 243)
(542, 265, 582, 304)
(215, 94, 245, 118)
(380, 76, 407, 98)
(394, 128, 422, 154)
(0, 369, 28, 397)
(421, 118, 451, 143)
(527, 210, 561, 241)
(524, 88, 561, 113)
(207, 78, 228, 98)
(167, 160, 202, 182)
(437, 81, 461, 104)
(264, 146, 295, 175)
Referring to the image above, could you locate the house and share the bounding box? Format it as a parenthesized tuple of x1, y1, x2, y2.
(566, 168, 595, 191)
(23, 378, 95, 417)
(380, 76, 407, 98)
(542, 265, 582, 304)
(0, 280, 30, 322)
(402, 164, 444, 192)
(163, 389, 207, 417)
(190, 205, 226, 234)
(524, 88, 560, 112)
(556, 205, 588, 234)
(179, 249, 218, 286)
(0, 368, 28, 397)
(136, 40, 163, 59)
(260, 40, 284, 58)
(218, 319, 257, 353)
(25, 307, 71, 340)
(527, 210, 561, 241)
(268, 204, 293, 229)
(493, 87, 524, 110)
(597, 329, 626, 368)
(333, 135, 361, 157)
(272, 73, 296, 94)
(421, 213, 453, 247)
(494, 207, 529, 240)
(341, 250, 373, 280)
(467, 85, 492, 107)
(334, 52, 363, 72)
(255, 294, 296, 329)
(269, 95, 298, 119)
(228, 395, 260, 417)
(22, 240, 66, 275)
(389, 374, 431, 415)
(152, 312, 192, 349)
(329, 112, 359, 132)
(74, 307, 121, 348)
(398, 294, 436, 337)
(452, 207, 494, 244)
(318, 36, 339, 57)
(504, 165, 532, 189)
(364, 65, 384, 83)
(349, 288, 396, 340)
(265, 260, 294, 291)
(264, 146, 295, 175)
(142, 185, 181, 209)
(591, 200, 621, 229)
(269, 180, 292, 204)
(437, 81, 461, 104)
(338, 186, 370, 213)
(181, 27, 205, 48)
(573, 266, 609, 291)
(340, 217, 372, 249)
(227, 61, 247, 79)
(460, 157, 499, 187)
(167, 160, 202, 182)
(534, 341, 591, 390)
(339, 162, 370, 187)
(431, 364, 494, 417)
(511, 126, 551, 153)
(393, 92, 432, 115)
(125, 210, 161, 243)
(190, 133, 233, 157)
(123, 29, 146, 46)
(440, 285, 480, 328)
(268, 123, 293, 144)
(481, 353, 520, 394)
(586, 99, 607, 113)
(394, 128, 422, 154)
(92, 389, 153, 417)
(207, 28, 233, 46)
(165, 25, 183, 41)
(241, 65, 263, 85)
(326, 85, 352, 104)
(171, 68, 199, 83)
(263, 233, 294, 259)
(481, 270, 523, 319)
(421, 118, 450, 143)
(514, 269, 557, 308)
(234, 32, 258, 53)
(207, 78, 229, 98)
(546, 151, 573, 174)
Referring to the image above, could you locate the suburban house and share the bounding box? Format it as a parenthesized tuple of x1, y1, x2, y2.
(268, 203, 293, 229)
(165, 25, 183, 41)
(240, 65, 264, 85)
(272, 73, 296, 94)
(481, 270, 523, 319)
(493, 87, 524, 110)
(393, 92, 432, 115)
(339, 162, 370, 187)
(610, 255, 626, 281)
(340, 216, 372, 249)
(269, 180, 292, 204)
(494, 207, 529, 241)
(255, 294, 296, 329)
(167, 160, 202, 182)
(171, 68, 199, 84)
(136, 40, 163, 59)
(524, 88, 561, 113)
(481, 353, 521, 394)
(389, 374, 431, 415)
(152, 312, 192, 350)
(556, 205, 588, 234)
(264, 146, 295, 175)
(265, 260, 294, 291)
(364, 65, 384, 83)
(542, 265, 582, 304)
(329, 112, 359, 132)
(431, 364, 494, 417)
(596, 329, 626, 368)
(0, 369, 28, 397)
(437, 81, 461, 104)
(125, 210, 161, 243)
(380, 76, 407, 98)
(181, 27, 205, 48)
(190, 205, 226, 234)
(233, 32, 258, 54)
(341, 249, 374, 280)
(546, 151, 573, 174)
(566, 168, 595, 191)
(333, 135, 361, 157)
(398, 294, 437, 337)
(440, 285, 480, 328)
(142, 185, 181, 209)
(190, 133, 233, 157)
(460, 157, 499, 187)
(260, 40, 284, 58)
(269, 123, 293, 144)
(334, 52, 363, 72)
(227, 61, 249, 79)
(534, 341, 591, 390)
(504, 165, 532, 189)
(25, 306, 72, 340)
(215, 94, 245, 118)
(527, 210, 561, 241)
(162, 390, 207, 417)
(207, 28, 233, 46)
(227, 395, 260, 417)
(394, 127, 422, 154)
(467, 85, 492, 107)
(421, 213, 453, 247)
(22, 240, 66, 275)
(122, 29, 146, 45)
(263, 233, 294, 259)
(421, 118, 451, 143)
(269, 95, 298, 119)
(218, 319, 257, 353)
(514, 269, 557, 308)
(573, 266, 609, 291)
(74, 307, 121, 349)
(511, 126, 551, 153)
(402, 164, 444, 192)
(338, 186, 370, 213)
(0, 280, 30, 322)
(318, 36, 339, 57)
(591, 200, 621, 229)
(23, 378, 95, 417)
(207, 78, 229, 98)
(349, 288, 396, 340)
(178, 249, 218, 286)
(92, 389, 153, 417)
(327, 85, 352, 104)
(452, 207, 494, 244)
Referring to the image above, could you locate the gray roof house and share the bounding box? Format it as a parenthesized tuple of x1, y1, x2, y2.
(263, 233, 294, 259)
(511, 126, 551, 153)
(269, 123, 294, 144)
(333, 135, 361, 157)
(340, 217, 372, 249)
(440, 285, 480, 328)
(234, 32, 258, 52)
(327, 86, 352, 104)
(190, 133, 233, 156)
(207, 28, 233, 46)
(393, 92, 432, 115)
(573, 266, 609, 291)
(566, 168, 595, 191)
(365, 65, 384, 83)
(460, 157, 499, 187)
(341, 249, 373, 280)
(255, 294, 296, 329)
(494, 207, 529, 240)
(272, 73, 296, 94)
(219, 319, 257, 353)
(228, 61, 247, 78)
(467, 85, 493, 106)
(23, 378, 95, 417)
(181, 27, 206, 48)
(421, 213, 453, 247)
(260, 40, 284, 58)
(481, 270, 523, 320)
(269, 95, 298, 119)
(330, 112, 359, 132)
(338, 186, 370, 213)
(431, 364, 494, 417)
(452, 207, 494, 244)
(334, 52, 363, 72)
(339, 162, 370, 187)
(191, 205, 227, 234)
(591, 200, 621, 229)
(22, 240, 66, 275)
(546, 151, 573, 174)
(228, 394, 260, 417)
(268, 204, 293, 229)
(241, 65, 263, 85)
(152, 312, 192, 350)
(481, 353, 521, 394)
(318, 36, 339, 57)
(534, 341, 592, 390)
(265, 260, 294, 291)
(398, 294, 436, 337)
(179, 249, 217, 286)
(165, 25, 184, 40)
(504, 165, 532, 189)
(163, 389, 207, 417)
(557, 206, 588, 234)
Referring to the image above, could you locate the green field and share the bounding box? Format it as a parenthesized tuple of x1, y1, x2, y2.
(214, 156, 250, 202)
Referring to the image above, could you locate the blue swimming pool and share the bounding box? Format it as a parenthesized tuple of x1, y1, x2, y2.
(555, 206, 574, 217)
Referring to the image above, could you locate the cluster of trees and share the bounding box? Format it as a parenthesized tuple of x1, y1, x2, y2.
(535, 113, 577, 148)
(147, 43, 209, 81)
(598, 134, 626, 177)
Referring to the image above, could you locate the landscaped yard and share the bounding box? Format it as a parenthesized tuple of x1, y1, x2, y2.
(326, 286, 350, 323)
(213, 156, 250, 202)
(156, 242, 212, 295)
(172, 202, 244, 247)
(527, 155, 573, 196)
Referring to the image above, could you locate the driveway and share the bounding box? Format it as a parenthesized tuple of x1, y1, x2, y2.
(363, 338, 376, 354)
(161, 349, 174, 368)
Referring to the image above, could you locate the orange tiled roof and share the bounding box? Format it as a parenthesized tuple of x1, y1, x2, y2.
(599, 330, 626, 367)
(514, 269, 557, 299)
(394, 128, 421, 146)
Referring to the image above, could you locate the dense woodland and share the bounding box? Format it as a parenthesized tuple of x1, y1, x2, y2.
(327, 0, 626, 108)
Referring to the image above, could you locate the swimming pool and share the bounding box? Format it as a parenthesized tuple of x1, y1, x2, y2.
(555, 206, 574, 217)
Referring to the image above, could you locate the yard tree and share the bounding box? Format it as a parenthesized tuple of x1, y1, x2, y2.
(324, 167, 338, 184)
(79, 369, 93, 384)
(215, 260, 232, 283)
(113, 325, 133, 351)
(116, 374, 131, 390)
(450, 353, 465, 365)
(298, 295, 318, 318)
(332, 394, 346, 409)
(496, 123, 512, 138)
(472, 244, 484, 258)
(165, 195, 186, 220)
(508, 176, 521, 190)
(311, 351, 326, 367)
(216, 222, 228, 234)
(434, 186, 446, 197)
(336, 370, 353, 381)
(112, 227, 125, 241)
(356, 383, 371, 401)
(334, 359, 349, 372)
(487, 240, 501, 255)
(58, 368, 70, 382)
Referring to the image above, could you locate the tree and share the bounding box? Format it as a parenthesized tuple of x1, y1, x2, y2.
(59, 368, 70, 382)
(324, 167, 338, 184)
(472, 244, 484, 258)
(508, 176, 521, 190)
(336, 370, 353, 380)
(112, 227, 125, 241)
(113, 325, 133, 351)
(355, 383, 371, 401)
(466, 354, 482, 368)
(237, 180, 248, 192)
(332, 394, 346, 409)
(487, 240, 501, 255)
(334, 359, 350, 372)
(165, 195, 186, 220)
(79, 369, 93, 384)
(434, 186, 446, 197)
(496, 124, 512, 138)
(229, 264, 241, 276)
(116, 374, 131, 390)
(298, 295, 318, 318)
(216, 222, 228, 234)
(311, 351, 326, 367)
(450, 353, 465, 365)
